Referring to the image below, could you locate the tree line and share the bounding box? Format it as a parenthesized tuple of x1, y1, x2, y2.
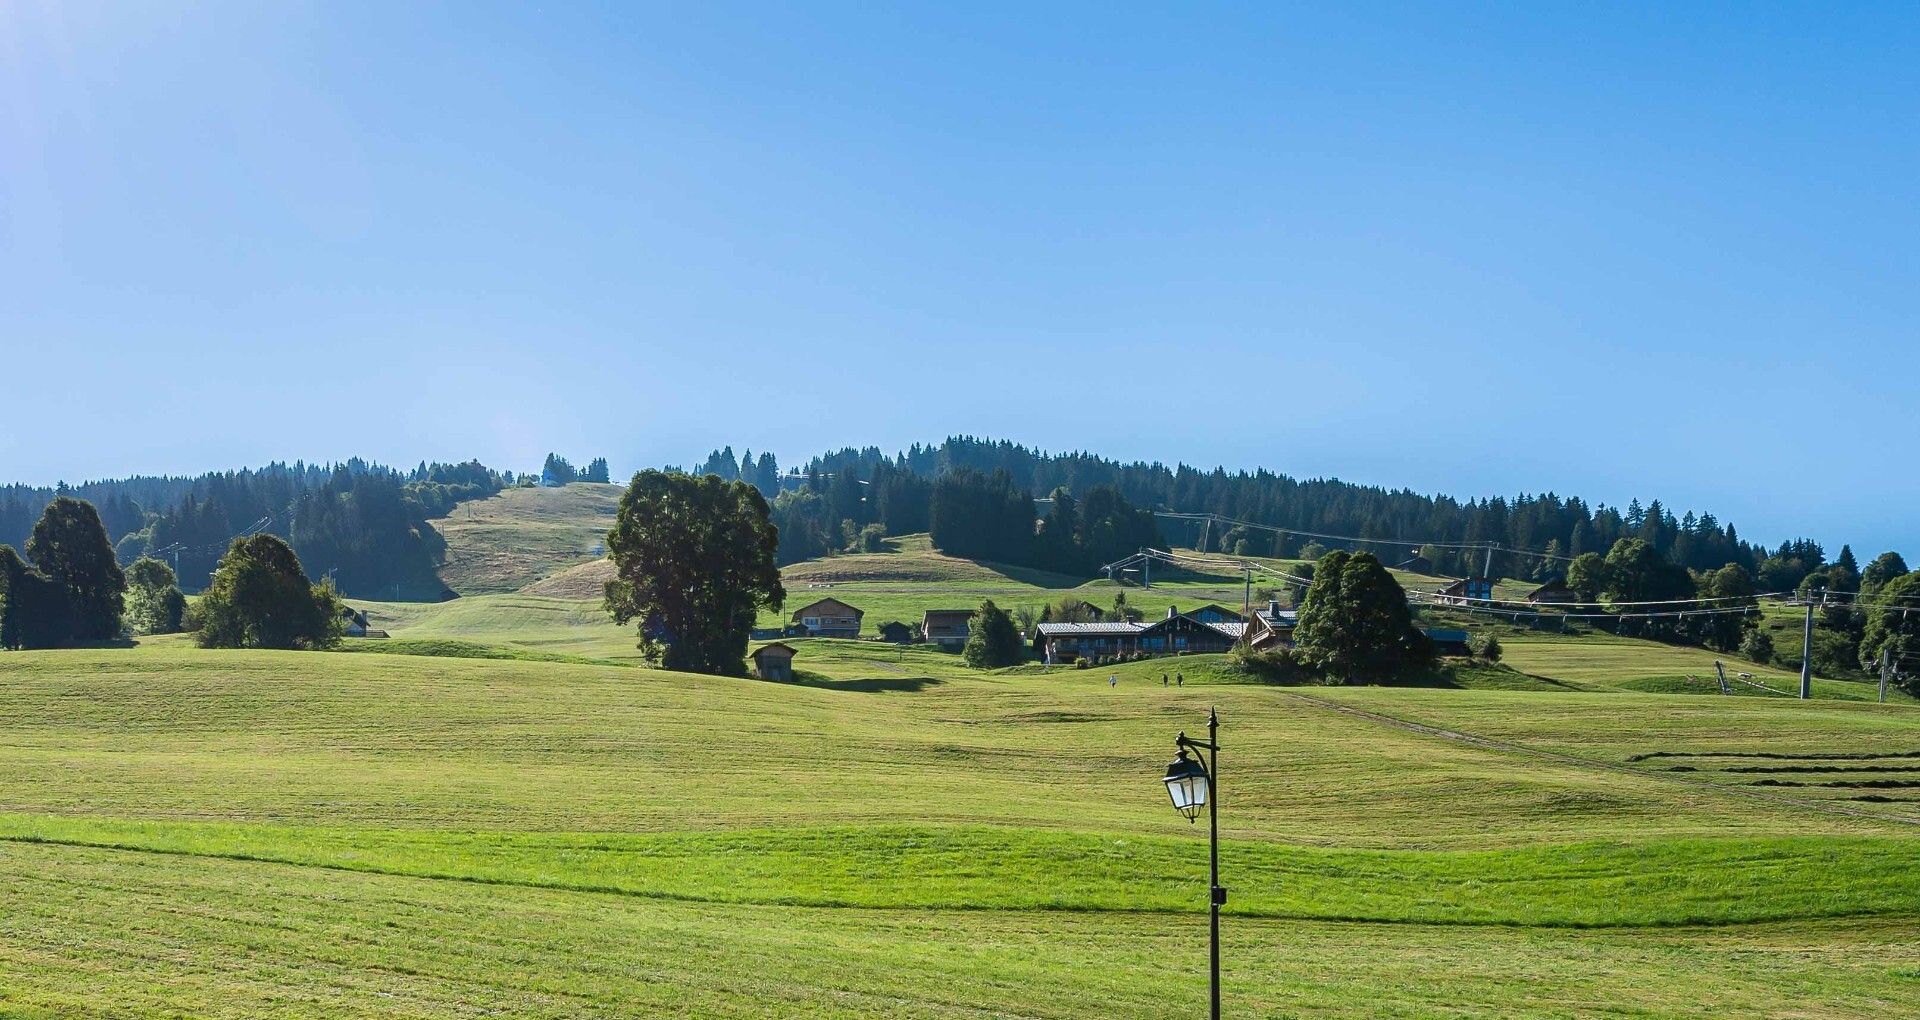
(541, 453, 611, 485)
(1, 459, 510, 599)
(781, 436, 1884, 589)
(2, 495, 361, 653)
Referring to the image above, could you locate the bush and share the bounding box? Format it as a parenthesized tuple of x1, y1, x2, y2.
(124, 557, 187, 636)
(1740, 628, 1774, 666)
(1227, 644, 1316, 684)
(1470, 633, 1503, 662)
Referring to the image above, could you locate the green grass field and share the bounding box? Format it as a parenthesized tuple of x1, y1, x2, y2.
(5, 526, 1917, 1016)
(3, 631, 1919, 1016)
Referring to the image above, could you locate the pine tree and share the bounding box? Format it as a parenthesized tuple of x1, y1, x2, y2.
(1294, 551, 1432, 682)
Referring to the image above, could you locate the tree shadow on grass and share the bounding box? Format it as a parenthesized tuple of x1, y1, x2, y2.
(772, 669, 945, 693)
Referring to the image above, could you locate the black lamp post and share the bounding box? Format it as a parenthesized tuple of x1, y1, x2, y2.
(1163, 707, 1222, 1020)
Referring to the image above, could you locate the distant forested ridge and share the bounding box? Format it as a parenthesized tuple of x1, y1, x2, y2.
(696, 436, 1860, 591)
(1, 460, 506, 599)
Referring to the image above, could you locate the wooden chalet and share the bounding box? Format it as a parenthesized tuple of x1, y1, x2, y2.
(1032, 606, 1241, 662)
(921, 609, 974, 650)
(1524, 579, 1577, 605)
(789, 597, 864, 639)
(1432, 577, 1496, 607)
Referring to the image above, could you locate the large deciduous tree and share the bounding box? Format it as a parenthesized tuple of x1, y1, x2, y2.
(1565, 552, 1607, 603)
(604, 470, 785, 676)
(195, 534, 341, 649)
(1860, 572, 1920, 680)
(1861, 552, 1910, 595)
(1698, 563, 1759, 653)
(0, 545, 69, 650)
(124, 557, 188, 635)
(27, 497, 125, 642)
(1293, 551, 1433, 682)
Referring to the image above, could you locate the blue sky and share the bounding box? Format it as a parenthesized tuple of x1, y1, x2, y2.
(2, 2, 1915, 557)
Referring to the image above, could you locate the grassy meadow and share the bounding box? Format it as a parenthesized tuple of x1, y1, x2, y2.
(3, 488, 1917, 1016)
(2, 635, 1920, 1016)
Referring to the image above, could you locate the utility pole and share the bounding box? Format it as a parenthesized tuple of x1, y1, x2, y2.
(1143, 550, 1151, 589)
(1482, 543, 1496, 579)
(1882, 645, 1892, 704)
(1799, 589, 1820, 700)
(1241, 567, 1252, 647)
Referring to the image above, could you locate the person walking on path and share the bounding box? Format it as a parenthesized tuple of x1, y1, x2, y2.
(1109, 674, 1118, 688)
(1176, 672, 1184, 687)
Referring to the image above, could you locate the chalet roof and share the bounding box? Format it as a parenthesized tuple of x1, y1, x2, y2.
(1138, 613, 1241, 641)
(1424, 629, 1471, 644)
(1035, 622, 1146, 637)
(752, 642, 798, 659)
(1525, 579, 1574, 601)
(1185, 604, 1245, 619)
(789, 597, 863, 620)
(921, 609, 975, 625)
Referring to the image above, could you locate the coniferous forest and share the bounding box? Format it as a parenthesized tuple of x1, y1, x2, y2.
(728, 437, 1856, 597)
(0, 460, 507, 599)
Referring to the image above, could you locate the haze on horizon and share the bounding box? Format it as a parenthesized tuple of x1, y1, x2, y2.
(2, 3, 1915, 558)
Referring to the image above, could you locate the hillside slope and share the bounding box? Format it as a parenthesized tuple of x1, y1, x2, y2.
(435, 483, 622, 595)
(3, 646, 1918, 1015)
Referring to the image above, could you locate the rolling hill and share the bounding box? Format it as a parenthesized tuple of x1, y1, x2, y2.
(20, 496, 1910, 1016)
(433, 482, 623, 595)
(2, 643, 1917, 1016)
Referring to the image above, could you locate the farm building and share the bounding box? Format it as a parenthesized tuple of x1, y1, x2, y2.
(341, 606, 370, 638)
(1432, 577, 1496, 606)
(877, 621, 914, 643)
(921, 610, 974, 649)
(750, 642, 797, 681)
(789, 597, 864, 639)
(1525, 579, 1577, 605)
(1426, 629, 1473, 657)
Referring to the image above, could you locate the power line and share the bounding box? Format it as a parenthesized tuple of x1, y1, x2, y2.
(1411, 595, 1765, 622)
(1411, 588, 1792, 610)
(1154, 511, 1584, 566)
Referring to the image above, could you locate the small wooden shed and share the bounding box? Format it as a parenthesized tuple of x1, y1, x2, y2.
(751, 642, 798, 681)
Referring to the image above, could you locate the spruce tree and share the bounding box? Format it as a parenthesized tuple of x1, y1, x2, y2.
(962, 599, 1025, 668)
(1294, 551, 1432, 682)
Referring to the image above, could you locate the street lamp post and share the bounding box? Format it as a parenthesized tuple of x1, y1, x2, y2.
(1163, 707, 1222, 1020)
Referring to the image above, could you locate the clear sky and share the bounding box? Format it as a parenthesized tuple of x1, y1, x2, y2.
(3, 2, 1915, 557)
